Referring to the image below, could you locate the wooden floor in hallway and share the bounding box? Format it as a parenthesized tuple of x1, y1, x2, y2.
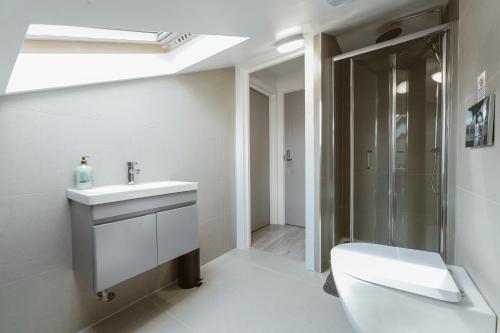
(251, 224, 305, 261)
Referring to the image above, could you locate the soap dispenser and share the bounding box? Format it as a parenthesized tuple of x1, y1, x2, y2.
(75, 156, 93, 190)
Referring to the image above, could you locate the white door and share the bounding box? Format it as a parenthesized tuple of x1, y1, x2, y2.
(250, 88, 270, 231)
(284, 89, 305, 227)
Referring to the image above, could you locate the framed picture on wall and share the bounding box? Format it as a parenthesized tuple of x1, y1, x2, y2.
(465, 94, 495, 148)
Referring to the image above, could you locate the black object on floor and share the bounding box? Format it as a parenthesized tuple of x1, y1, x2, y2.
(178, 248, 203, 289)
(323, 271, 338, 297)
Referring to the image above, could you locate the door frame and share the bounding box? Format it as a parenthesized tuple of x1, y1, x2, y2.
(249, 78, 278, 226)
(235, 35, 320, 271)
(249, 71, 305, 229)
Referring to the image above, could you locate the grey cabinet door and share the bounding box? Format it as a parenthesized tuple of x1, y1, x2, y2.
(157, 205, 198, 265)
(92, 214, 157, 291)
(284, 89, 305, 227)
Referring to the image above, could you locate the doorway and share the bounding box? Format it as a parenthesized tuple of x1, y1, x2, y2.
(248, 56, 306, 262)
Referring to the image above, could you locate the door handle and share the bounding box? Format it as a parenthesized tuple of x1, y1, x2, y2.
(366, 150, 374, 170)
(284, 149, 293, 161)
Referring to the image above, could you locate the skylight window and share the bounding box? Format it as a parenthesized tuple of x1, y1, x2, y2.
(6, 24, 249, 94)
(26, 24, 161, 44)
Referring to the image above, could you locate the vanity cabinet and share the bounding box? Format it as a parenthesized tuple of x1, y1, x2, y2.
(93, 214, 157, 292)
(157, 205, 198, 265)
(69, 187, 198, 293)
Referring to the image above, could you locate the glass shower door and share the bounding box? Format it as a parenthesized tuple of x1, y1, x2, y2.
(391, 35, 443, 252)
(350, 32, 443, 253)
(351, 50, 391, 244)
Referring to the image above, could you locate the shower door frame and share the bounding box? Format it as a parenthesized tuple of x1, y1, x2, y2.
(333, 23, 451, 260)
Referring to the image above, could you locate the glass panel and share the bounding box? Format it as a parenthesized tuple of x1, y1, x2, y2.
(393, 33, 442, 252)
(332, 59, 353, 243)
(348, 32, 443, 252)
(392, 67, 409, 246)
(351, 49, 392, 244)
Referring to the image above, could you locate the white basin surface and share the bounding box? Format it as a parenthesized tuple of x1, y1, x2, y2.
(335, 243, 461, 302)
(67, 181, 198, 205)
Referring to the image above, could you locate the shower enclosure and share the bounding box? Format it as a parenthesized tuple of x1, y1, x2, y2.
(330, 26, 449, 258)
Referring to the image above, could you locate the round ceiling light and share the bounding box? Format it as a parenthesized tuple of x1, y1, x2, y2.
(275, 34, 304, 53)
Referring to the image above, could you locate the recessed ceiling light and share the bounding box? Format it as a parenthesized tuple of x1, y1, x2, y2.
(431, 71, 442, 83)
(275, 34, 304, 54)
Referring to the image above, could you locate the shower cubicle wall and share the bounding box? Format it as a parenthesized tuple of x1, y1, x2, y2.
(328, 25, 450, 259)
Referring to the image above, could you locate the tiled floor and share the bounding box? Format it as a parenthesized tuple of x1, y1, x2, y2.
(251, 224, 305, 261)
(84, 248, 354, 333)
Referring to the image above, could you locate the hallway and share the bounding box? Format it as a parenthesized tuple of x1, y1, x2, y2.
(251, 225, 305, 261)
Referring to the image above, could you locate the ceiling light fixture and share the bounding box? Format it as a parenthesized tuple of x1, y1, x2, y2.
(275, 34, 304, 54)
(431, 71, 442, 83)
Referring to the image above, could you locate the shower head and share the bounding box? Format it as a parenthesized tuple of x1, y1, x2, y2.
(388, 7, 443, 26)
(375, 28, 402, 43)
(375, 7, 444, 44)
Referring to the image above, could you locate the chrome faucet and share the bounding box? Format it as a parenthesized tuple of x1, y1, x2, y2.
(127, 161, 141, 185)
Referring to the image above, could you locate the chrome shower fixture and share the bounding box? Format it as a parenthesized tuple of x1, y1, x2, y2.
(376, 7, 444, 43)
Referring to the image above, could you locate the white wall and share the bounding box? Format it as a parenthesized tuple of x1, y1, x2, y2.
(0, 68, 236, 332)
(454, 0, 500, 328)
(252, 64, 305, 94)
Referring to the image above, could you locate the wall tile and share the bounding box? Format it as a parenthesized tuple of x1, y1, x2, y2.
(455, 0, 500, 326)
(455, 189, 500, 316)
(456, 73, 500, 204)
(0, 68, 236, 332)
(457, 0, 500, 104)
(0, 192, 71, 286)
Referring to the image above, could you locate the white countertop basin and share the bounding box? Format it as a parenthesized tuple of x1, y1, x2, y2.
(67, 181, 198, 205)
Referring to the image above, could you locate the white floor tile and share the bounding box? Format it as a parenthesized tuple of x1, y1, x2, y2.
(86, 249, 354, 333)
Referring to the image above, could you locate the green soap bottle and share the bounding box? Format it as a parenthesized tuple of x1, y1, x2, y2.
(75, 155, 93, 190)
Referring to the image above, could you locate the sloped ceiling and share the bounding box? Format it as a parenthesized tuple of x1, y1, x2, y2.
(0, 0, 446, 95)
